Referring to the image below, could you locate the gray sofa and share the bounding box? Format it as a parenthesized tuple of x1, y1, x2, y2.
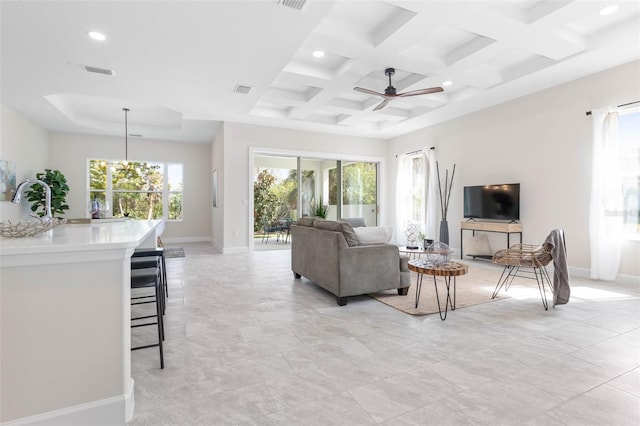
(291, 217, 410, 306)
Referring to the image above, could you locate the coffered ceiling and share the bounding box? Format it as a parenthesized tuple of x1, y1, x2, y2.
(1, 0, 639, 143)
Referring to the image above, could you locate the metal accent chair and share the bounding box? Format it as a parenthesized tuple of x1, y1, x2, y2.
(491, 239, 554, 310)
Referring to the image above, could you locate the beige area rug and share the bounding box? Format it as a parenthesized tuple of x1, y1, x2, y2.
(370, 265, 509, 316)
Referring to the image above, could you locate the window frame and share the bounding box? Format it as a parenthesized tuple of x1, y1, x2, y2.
(88, 159, 183, 222)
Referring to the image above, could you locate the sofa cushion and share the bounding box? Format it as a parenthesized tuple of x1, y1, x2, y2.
(313, 219, 342, 232)
(296, 217, 315, 227)
(354, 226, 392, 244)
(337, 221, 359, 247)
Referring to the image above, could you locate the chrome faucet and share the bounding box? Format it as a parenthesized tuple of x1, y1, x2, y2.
(11, 179, 53, 221)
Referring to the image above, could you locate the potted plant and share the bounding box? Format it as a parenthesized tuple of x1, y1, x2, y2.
(310, 195, 328, 218)
(25, 169, 70, 218)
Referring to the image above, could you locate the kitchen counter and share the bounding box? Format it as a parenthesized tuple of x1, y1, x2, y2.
(0, 219, 163, 259)
(0, 219, 164, 425)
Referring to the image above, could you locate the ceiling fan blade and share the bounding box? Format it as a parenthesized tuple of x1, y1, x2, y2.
(373, 99, 390, 111)
(354, 87, 385, 97)
(397, 87, 444, 97)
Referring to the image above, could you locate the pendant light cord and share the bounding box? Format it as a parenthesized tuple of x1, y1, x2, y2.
(123, 107, 129, 162)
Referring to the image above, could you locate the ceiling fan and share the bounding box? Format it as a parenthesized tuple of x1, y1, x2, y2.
(353, 67, 443, 111)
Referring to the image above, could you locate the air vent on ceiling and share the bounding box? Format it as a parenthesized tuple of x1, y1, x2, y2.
(81, 65, 115, 76)
(234, 85, 252, 95)
(278, 0, 307, 11)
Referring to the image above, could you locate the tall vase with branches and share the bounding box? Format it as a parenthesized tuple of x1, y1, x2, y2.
(436, 162, 456, 245)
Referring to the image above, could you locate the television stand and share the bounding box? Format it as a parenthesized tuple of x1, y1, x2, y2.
(460, 221, 522, 260)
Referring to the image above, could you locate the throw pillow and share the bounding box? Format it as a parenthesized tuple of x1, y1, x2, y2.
(337, 220, 359, 247)
(464, 233, 493, 256)
(354, 226, 392, 245)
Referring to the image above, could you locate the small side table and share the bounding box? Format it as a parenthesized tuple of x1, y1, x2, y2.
(398, 246, 427, 260)
(408, 260, 468, 320)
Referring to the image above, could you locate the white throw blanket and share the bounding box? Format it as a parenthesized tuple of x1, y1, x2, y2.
(544, 229, 570, 306)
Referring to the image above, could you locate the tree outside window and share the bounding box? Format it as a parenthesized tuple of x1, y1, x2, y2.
(89, 160, 183, 221)
(327, 162, 377, 206)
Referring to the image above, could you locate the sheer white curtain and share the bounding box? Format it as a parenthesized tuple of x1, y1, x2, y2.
(589, 108, 623, 280)
(395, 150, 438, 245)
(395, 155, 412, 245)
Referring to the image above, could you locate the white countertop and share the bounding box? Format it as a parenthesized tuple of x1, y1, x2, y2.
(0, 219, 164, 257)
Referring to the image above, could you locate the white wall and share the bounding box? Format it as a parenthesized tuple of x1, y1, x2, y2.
(387, 60, 640, 279)
(220, 122, 388, 253)
(48, 132, 212, 241)
(0, 104, 50, 221)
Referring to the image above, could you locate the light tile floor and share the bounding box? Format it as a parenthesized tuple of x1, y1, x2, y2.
(129, 243, 640, 425)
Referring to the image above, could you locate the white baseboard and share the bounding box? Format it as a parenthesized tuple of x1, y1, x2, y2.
(568, 266, 590, 280)
(1, 385, 133, 426)
(160, 236, 211, 244)
(569, 266, 640, 285)
(125, 379, 135, 423)
(159, 238, 248, 254)
(223, 246, 249, 254)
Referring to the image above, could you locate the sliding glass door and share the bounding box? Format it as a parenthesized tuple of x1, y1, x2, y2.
(252, 153, 380, 249)
(301, 158, 338, 220)
(341, 161, 378, 226)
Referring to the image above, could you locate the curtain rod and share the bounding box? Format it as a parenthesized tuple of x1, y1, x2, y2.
(585, 100, 640, 116)
(395, 146, 435, 158)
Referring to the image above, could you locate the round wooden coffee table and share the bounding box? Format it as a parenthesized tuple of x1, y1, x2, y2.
(408, 260, 468, 320)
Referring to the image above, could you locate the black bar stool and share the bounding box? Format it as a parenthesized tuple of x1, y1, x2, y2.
(131, 256, 165, 315)
(131, 266, 164, 369)
(132, 248, 167, 298)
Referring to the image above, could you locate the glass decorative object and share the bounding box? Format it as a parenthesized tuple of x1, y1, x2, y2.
(426, 241, 454, 265)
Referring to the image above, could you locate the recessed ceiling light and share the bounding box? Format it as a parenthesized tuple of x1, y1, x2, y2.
(599, 5, 619, 15)
(312, 50, 325, 58)
(87, 31, 106, 41)
(442, 80, 453, 87)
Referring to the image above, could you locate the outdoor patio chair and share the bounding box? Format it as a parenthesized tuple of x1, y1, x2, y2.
(261, 219, 280, 244)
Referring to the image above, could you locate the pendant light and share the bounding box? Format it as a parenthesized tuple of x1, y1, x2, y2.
(123, 107, 129, 165)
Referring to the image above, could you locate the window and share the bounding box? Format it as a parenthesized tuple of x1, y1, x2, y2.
(619, 110, 640, 236)
(89, 160, 183, 221)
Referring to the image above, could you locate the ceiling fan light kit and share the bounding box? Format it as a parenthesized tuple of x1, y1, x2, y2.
(354, 67, 443, 111)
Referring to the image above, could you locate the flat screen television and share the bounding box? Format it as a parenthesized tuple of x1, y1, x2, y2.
(463, 183, 520, 221)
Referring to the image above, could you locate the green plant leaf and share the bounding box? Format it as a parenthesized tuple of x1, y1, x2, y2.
(23, 169, 70, 218)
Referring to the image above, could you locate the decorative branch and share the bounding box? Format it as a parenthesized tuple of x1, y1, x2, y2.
(436, 162, 445, 218)
(436, 161, 456, 220)
(445, 164, 456, 219)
